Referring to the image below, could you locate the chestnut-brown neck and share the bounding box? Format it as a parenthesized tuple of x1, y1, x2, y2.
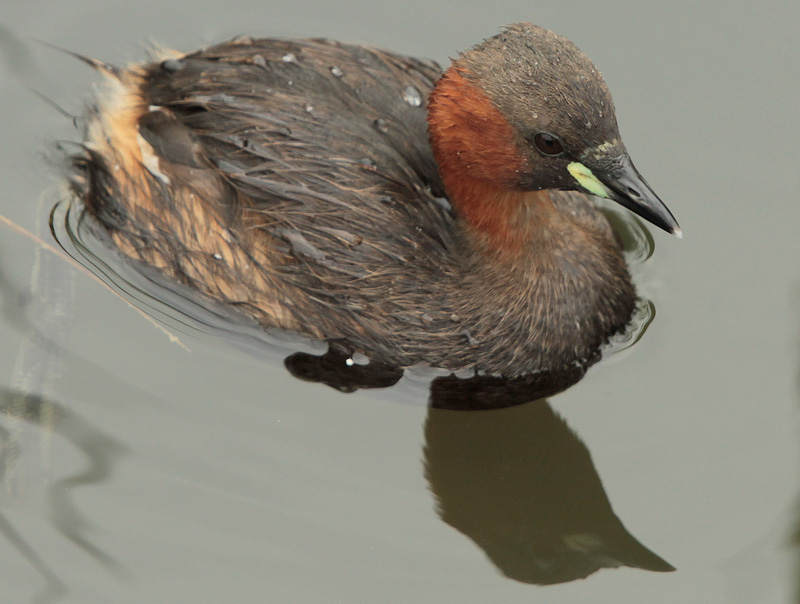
(428, 66, 545, 252)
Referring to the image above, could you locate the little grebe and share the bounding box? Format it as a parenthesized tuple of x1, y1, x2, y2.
(70, 23, 680, 378)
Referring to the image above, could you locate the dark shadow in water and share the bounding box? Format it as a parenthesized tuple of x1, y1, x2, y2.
(424, 394, 675, 584)
(284, 350, 675, 583)
(0, 387, 128, 603)
(285, 344, 674, 583)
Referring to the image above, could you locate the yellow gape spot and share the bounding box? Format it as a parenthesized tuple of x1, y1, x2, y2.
(567, 162, 611, 199)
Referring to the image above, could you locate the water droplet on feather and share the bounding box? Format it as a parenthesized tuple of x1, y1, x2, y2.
(402, 85, 422, 107)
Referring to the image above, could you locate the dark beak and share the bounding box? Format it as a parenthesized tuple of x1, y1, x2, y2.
(594, 155, 681, 238)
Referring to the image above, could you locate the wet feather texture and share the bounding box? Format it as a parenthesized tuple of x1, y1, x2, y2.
(69, 26, 657, 379)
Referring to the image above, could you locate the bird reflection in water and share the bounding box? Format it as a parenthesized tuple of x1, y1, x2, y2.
(425, 391, 673, 584)
(284, 353, 675, 583)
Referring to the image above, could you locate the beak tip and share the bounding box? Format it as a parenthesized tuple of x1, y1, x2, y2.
(576, 155, 682, 240)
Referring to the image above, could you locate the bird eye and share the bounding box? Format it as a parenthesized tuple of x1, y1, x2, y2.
(533, 132, 564, 156)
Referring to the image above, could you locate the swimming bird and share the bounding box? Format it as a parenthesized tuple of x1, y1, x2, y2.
(69, 23, 679, 379)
